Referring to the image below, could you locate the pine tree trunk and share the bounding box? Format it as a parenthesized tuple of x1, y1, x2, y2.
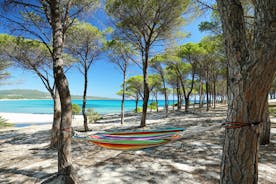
(178, 72, 189, 112)
(51, 1, 76, 183)
(164, 89, 168, 116)
(221, 124, 260, 183)
(140, 81, 149, 127)
(161, 75, 168, 117)
(220, 73, 273, 184)
(260, 100, 271, 145)
(121, 70, 126, 124)
(82, 68, 88, 131)
(199, 79, 204, 108)
(217, 0, 276, 183)
(172, 88, 175, 111)
(141, 79, 149, 127)
(141, 49, 150, 127)
(184, 97, 189, 112)
(176, 81, 181, 110)
(213, 80, 216, 109)
(206, 80, 209, 111)
(135, 97, 138, 113)
(50, 88, 61, 148)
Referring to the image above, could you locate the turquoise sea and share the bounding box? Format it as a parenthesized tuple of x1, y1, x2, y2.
(0, 99, 177, 114)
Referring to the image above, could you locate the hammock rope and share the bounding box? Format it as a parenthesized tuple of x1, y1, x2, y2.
(221, 121, 262, 129)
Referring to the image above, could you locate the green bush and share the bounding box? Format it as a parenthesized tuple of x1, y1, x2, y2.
(149, 102, 157, 111)
(0, 116, 13, 128)
(269, 104, 276, 117)
(72, 104, 81, 118)
(87, 108, 100, 123)
(133, 107, 142, 113)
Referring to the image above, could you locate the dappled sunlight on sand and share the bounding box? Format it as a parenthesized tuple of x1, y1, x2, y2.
(0, 105, 275, 184)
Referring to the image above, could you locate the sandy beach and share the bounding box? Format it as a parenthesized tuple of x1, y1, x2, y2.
(0, 105, 275, 184)
(0, 113, 54, 124)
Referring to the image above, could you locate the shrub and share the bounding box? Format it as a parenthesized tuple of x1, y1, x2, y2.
(0, 116, 13, 128)
(87, 108, 100, 123)
(133, 107, 142, 113)
(149, 102, 157, 111)
(72, 104, 81, 118)
(269, 104, 276, 117)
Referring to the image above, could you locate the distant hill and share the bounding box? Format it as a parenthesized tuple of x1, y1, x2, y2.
(0, 89, 116, 100)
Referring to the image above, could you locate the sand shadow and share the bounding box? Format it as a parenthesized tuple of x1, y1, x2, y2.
(73, 119, 224, 183)
(0, 167, 53, 182)
(2, 129, 51, 145)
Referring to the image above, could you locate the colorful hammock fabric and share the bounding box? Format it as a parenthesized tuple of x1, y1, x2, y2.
(74, 128, 184, 151)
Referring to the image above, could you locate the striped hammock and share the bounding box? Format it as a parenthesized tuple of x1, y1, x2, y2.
(74, 128, 184, 151)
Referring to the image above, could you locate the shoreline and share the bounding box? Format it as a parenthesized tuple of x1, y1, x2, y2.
(0, 112, 54, 124)
(0, 99, 275, 127)
(1, 100, 276, 124)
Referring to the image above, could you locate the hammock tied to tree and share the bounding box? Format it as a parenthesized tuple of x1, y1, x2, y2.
(74, 127, 185, 150)
(73, 121, 262, 151)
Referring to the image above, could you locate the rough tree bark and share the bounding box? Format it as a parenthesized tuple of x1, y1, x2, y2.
(205, 79, 209, 111)
(164, 89, 168, 116)
(121, 68, 127, 124)
(199, 78, 204, 108)
(217, 0, 276, 183)
(184, 97, 189, 112)
(82, 67, 89, 131)
(135, 96, 139, 113)
(176, 80, 182, 110)
(178, 75, 188, 111)
(176, 67, 195, 112)
(141, 48, 150, 127)
(160, 71, 168, 117)
(50, 88, 61, 148)
(50, 0, 76, 183)
(213, 80, 216, 109)
(260, 100, 271, 145)
(172, 88, 175, 111)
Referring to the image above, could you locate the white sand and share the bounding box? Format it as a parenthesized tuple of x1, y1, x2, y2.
(0, 106, 275, 184)
(268, 99, 276, 103)
(0, 112, 53, 123)
(0, 112, 84, 125)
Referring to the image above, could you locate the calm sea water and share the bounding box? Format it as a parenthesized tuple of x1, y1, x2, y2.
(0, 99, 177, 114)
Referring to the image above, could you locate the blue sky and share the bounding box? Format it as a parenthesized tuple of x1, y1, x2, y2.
(0, 7, 211, 99)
